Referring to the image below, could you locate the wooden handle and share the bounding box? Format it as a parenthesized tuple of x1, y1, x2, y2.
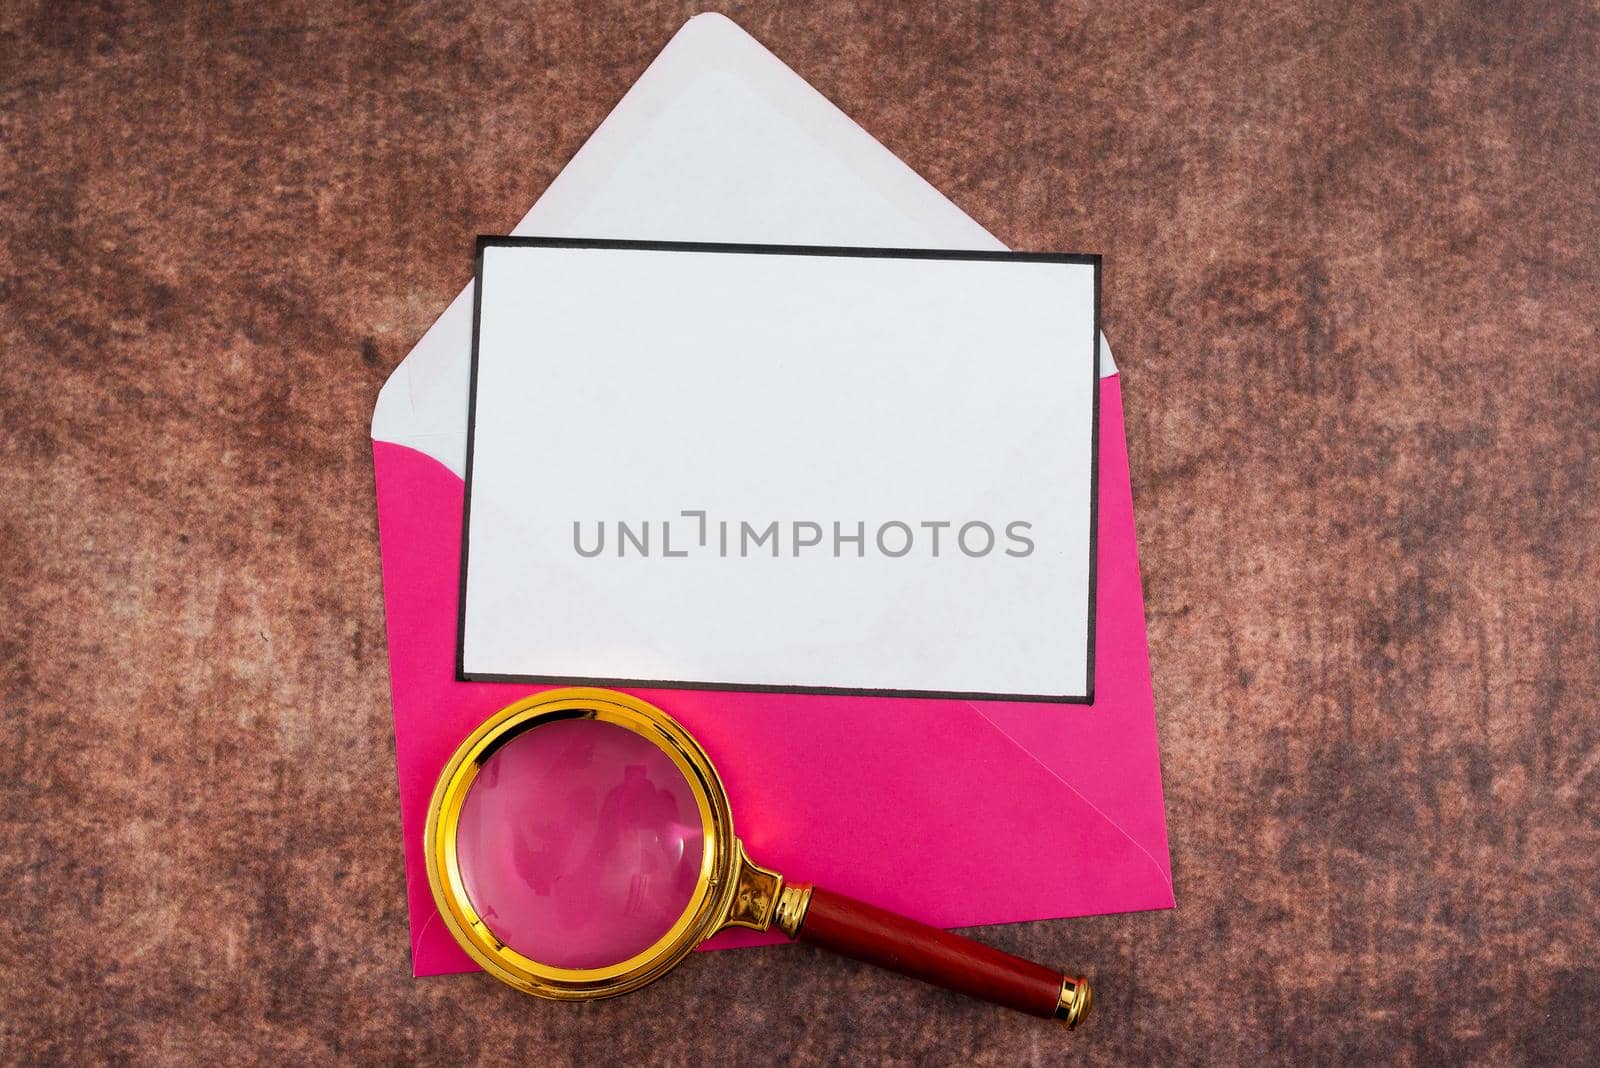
(785, 885, 1091, 1027)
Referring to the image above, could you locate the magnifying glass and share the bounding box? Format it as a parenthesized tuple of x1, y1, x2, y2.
(425, 688, 1092, 1028)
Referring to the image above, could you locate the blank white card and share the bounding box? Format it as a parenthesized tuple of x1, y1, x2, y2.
(460, 238, 1099, 701)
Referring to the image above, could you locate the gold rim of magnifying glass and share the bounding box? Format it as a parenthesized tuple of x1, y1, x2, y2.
(424, 688, 740, 1000)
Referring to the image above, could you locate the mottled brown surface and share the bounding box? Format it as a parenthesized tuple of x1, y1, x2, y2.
(2, 1, 1597, 1064)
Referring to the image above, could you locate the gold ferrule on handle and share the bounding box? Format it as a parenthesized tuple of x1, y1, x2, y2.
(773, 883, 814, 938)
(1054, 975, 1093, 1030)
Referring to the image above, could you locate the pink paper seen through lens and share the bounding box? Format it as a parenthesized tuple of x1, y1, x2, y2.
(455, 717, 706, 969)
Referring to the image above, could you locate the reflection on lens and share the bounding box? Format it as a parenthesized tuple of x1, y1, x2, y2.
(455, 717, 705, 969)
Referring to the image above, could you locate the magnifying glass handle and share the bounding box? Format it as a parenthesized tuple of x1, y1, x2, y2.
(775, 884, 1092, 1029)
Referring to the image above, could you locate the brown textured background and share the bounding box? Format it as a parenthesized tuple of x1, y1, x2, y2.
(2, 1, 1598, 1064)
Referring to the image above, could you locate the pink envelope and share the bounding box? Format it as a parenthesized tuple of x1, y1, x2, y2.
(370, 14, 1171, 976)
(375, 374, 1169, 974)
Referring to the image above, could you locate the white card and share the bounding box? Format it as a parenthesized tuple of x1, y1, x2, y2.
(460, 237, 1099, 701)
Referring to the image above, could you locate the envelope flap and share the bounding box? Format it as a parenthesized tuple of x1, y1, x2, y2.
(372, 12, 1114, 478)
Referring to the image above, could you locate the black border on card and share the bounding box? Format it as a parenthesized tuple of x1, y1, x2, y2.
(458, 236, 1101, 705)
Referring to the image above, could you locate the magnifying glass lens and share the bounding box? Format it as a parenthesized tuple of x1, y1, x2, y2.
(455, 717, 705, 969)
